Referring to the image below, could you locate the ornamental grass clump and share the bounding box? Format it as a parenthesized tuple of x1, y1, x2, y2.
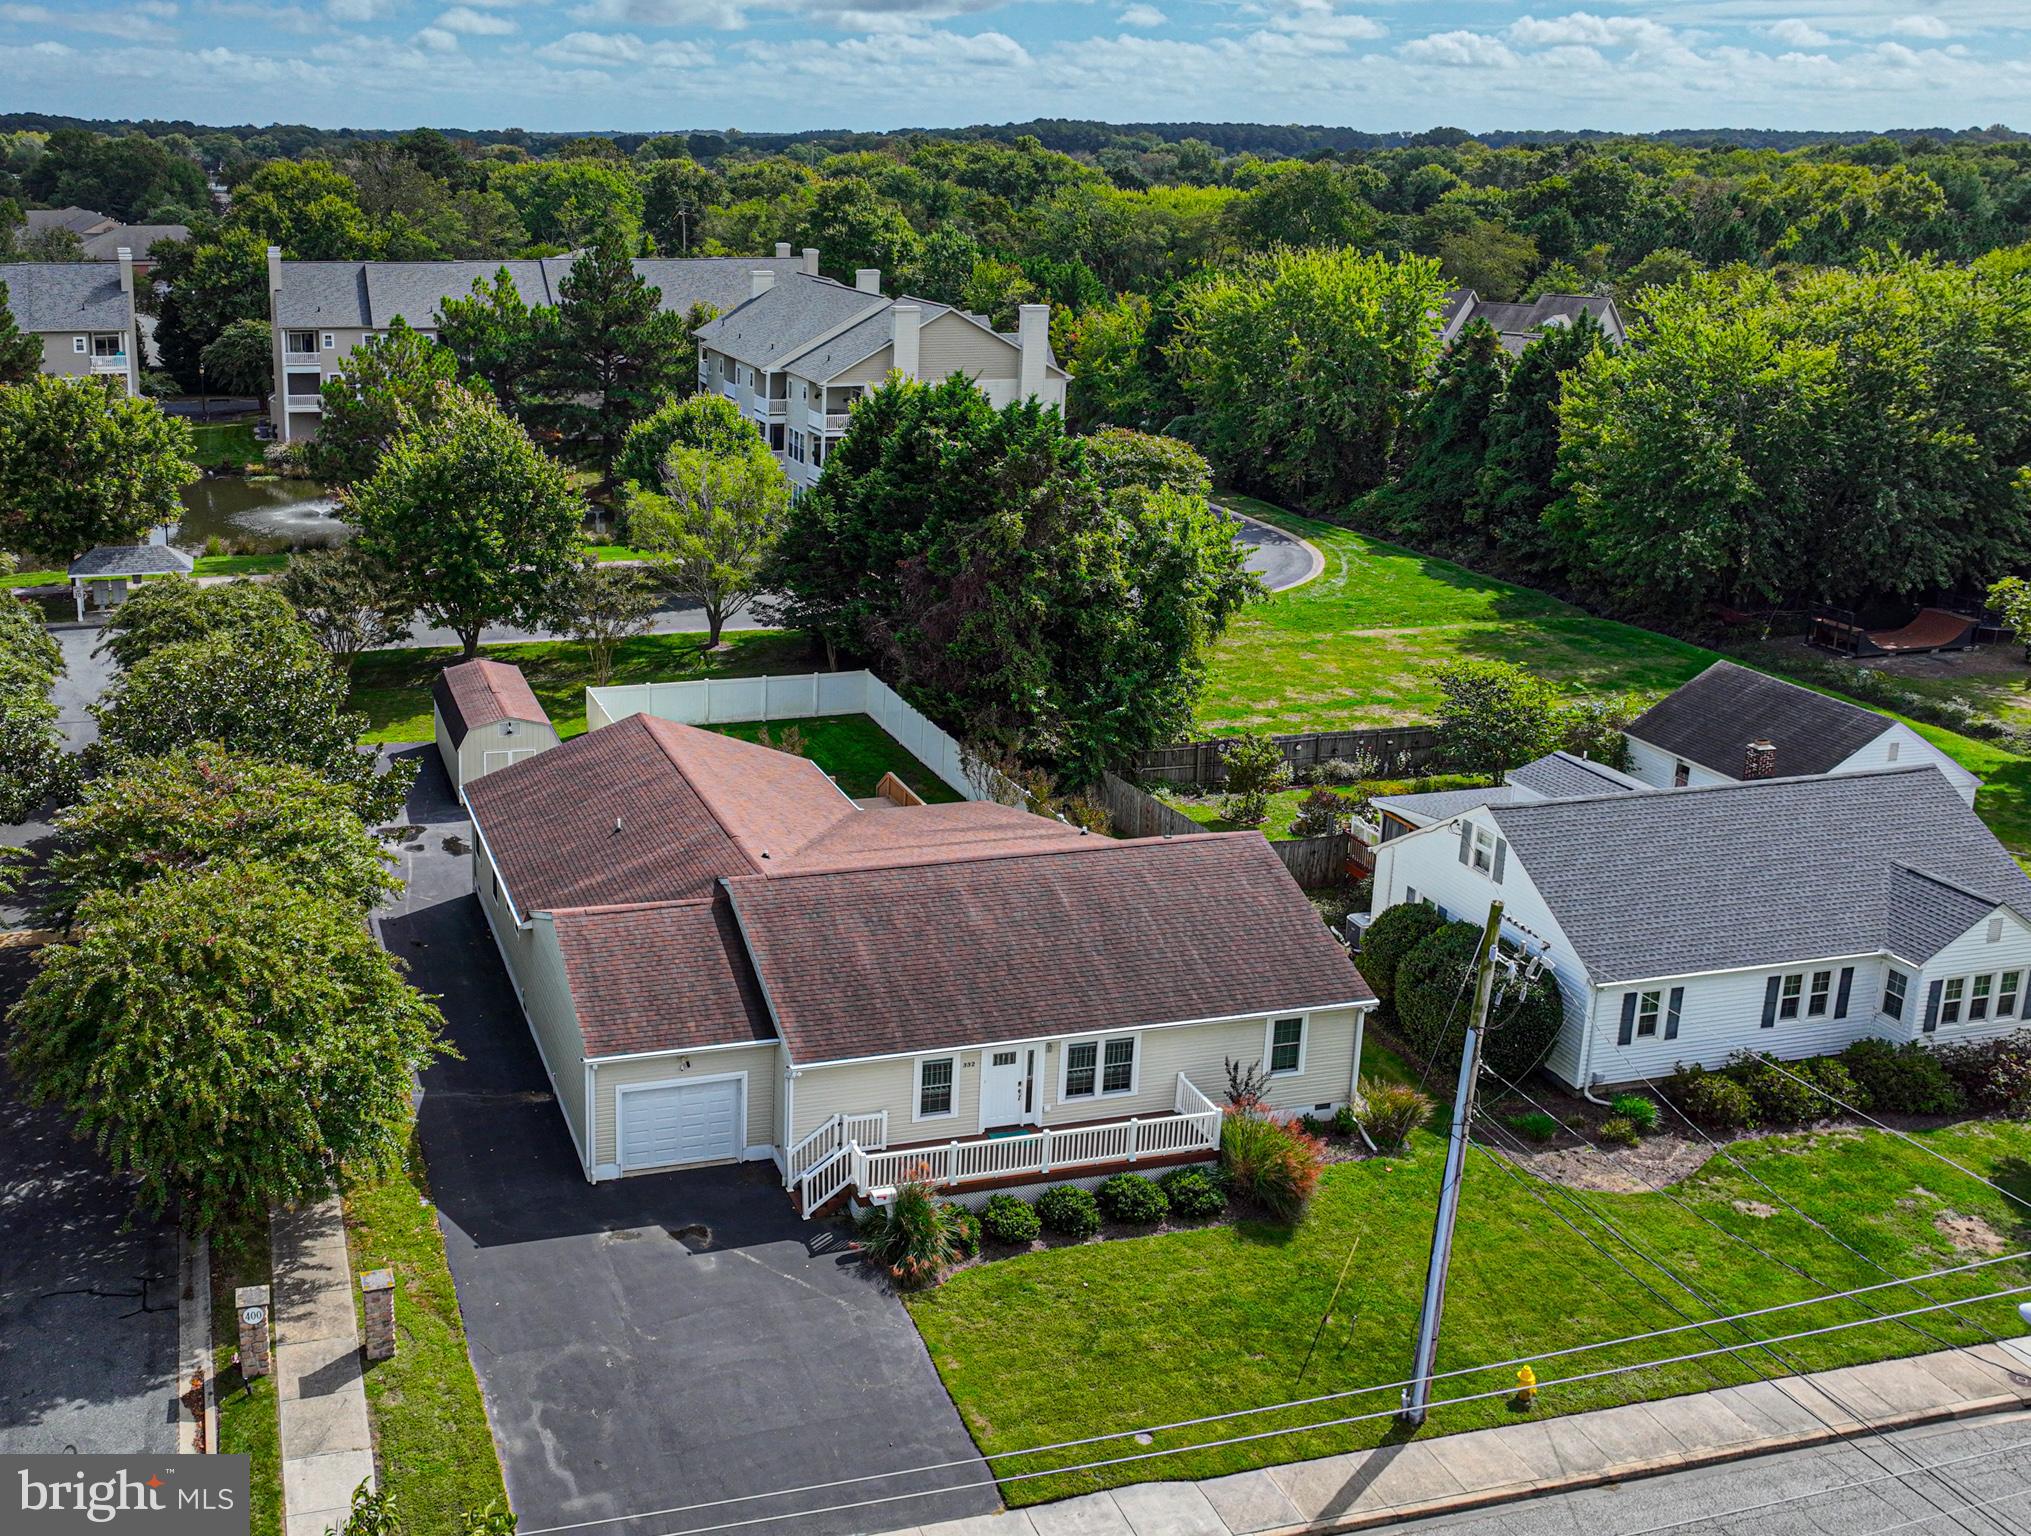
(1219, 1110, 1324, 1222)
(855, 1178, 969, 1287)
(1355, 1077, 1435, 1152)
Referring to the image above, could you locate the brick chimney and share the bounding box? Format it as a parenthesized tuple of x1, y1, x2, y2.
(1744, 740, 1777, 780)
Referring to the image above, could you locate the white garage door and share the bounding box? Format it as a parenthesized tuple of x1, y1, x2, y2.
(618, 1079, 743, 1171)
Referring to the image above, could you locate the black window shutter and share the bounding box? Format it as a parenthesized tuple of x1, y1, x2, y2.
(1760, 977, 1780, 1029)
(1923, 979, 1943, 1034)
(1457, 822, 1473, 866)
(1492, 839, 1507, 883)
(1834, 967, 1853, 1019)
(1665, 986, 1683, 1040)
(1617, 992, 1637, 1046)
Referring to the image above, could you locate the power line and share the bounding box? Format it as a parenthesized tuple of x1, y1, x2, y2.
(516, 1251, 2031, 1536)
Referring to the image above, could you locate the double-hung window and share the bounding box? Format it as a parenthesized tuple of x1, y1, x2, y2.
(915, 1056, 956, 1119)
(1268, 1017, 1305, 1075)
(1941, 977, 1965, 1025)
(1778, 973, 1804, 1020)
(1807, 970, 1832, 1018)
(1063, 1036, 1136, 1100)
(1999, 971, 2022, 1019)
(1635, 990, 1662, 1039)
(1882, 969, 1908, 1020)
(91, 334, 122, 358)
(1471, 827, 1497, 874)
(1971, 974, 1994, 1022)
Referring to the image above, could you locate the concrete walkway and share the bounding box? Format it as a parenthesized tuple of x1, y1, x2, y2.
(271, 1197, 375, 1536)
(911, 1335, 2031, 1536)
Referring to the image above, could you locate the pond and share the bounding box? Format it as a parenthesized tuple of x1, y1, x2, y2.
(172, 475, 349, 556)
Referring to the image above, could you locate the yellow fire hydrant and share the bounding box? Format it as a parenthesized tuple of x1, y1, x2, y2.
(1516, 1365, 1538, 1405)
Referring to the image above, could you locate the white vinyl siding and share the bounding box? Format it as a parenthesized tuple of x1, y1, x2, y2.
(1622, 734, 1732, 792)
(433, 706, 560, 790)
(1832, 727, 1980, 807)
(474, 847, 589, 1160)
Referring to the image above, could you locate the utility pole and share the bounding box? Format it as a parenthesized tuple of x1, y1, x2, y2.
(1402, 900, 1504, 1426)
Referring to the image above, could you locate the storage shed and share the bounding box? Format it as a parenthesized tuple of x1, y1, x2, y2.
(432, 658, 558, 791)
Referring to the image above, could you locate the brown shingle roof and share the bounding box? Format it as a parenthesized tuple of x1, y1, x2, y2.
(724, 833, 1371, 1066)
(433, 659, 548, 747)
(551, 897, 774, 1057)
(779, 799, 1083, 872)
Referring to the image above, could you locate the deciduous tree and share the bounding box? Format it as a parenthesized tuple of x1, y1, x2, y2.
(306, 319, 463, 487)
(557, 561, 656, 685)
(1431, 659, 1563, 782)
(628, 426, 789, 647)
(275, 546, 414, 672)
(0, 279, 41, 384)
(0, 376, 197, 566)
(97, 575, 301, 671)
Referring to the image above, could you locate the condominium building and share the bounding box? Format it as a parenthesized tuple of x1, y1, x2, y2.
(0, 250, 142, 395)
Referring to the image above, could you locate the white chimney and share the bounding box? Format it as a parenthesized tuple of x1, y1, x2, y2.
(891, 304, 920, 381)
(1017, 303, 1050, 400)
(774, 241, 792, 259)
(750, 269, 776, 298)
(116, 246, 135, 301)
(855, 268, 881, 294)
(266, 243, 283, 301)
(801, 247, 820, 276)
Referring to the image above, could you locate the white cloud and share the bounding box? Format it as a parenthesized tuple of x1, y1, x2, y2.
(325, 0, 397, 20)
(1261, 0, 1383, 43)
(1398, 28, 1515, 67)
(415, 23, 459, 48)
(436, 4, 515, 32)
(1118, 3, 1163, 26)
(567, 0, 747, 25)
(1763, 18, 1830, 45)
(0, 2, 177, 41)
(535, 27, 712, 66)
(1889, 14, 1952, 37)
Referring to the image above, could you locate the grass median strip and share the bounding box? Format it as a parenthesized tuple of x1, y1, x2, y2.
(210, 1215, 281, 1536)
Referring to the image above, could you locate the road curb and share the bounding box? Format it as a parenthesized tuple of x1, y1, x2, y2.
(1249, 1388, 2031, 1536)
(1218, 503, 1326, 593)
(176, 1231, 215, 1455)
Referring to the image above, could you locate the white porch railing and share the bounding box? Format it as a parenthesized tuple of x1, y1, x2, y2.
(798, 1073, 1223, 1216)
(786, 1109, 889, 1185)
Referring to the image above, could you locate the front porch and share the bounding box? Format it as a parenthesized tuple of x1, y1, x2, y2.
(790, 1074, 1225, 1217)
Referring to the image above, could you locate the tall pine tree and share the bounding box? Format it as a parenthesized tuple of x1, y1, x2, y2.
(0, 280, 41, 386)
(1473, 310, 1607, 572)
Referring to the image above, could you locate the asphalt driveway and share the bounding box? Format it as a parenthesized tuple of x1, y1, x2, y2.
(377, 749, 997, 1536)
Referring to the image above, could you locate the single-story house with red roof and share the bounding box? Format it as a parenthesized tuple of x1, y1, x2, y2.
(432, 659, 561, 791)
(462, 711, 1374, 1214)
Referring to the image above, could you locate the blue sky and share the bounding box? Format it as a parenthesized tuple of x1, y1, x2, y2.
(3, 1, 2028, 135)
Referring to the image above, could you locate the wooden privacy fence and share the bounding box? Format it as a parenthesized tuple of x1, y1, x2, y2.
(1134, 725, 1444, 787)
(1097, 773, 1354, 890)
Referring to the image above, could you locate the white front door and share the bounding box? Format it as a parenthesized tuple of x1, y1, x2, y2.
(980, 1046, 1035, 1130)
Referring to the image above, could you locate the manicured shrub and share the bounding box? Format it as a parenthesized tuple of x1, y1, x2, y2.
(1356, 1077, 1435, 1151)
(1036, 1185, 1103, 1238)
(1355, 900, 1444, 1008)
(1290, 786, 1350, 839)
(1158, 1166, 1226, 1220)
(944, 1202, 982, 1258)
(1841, 1039, 1964, 1116)
(855, 1180, 967, 1286)
(1607, 1093, 1658, 1133)
(1395, 922, 1564, 1081)
(1331, 1103, 1361, 1136)
(1507, 1110, 1559, 1143)
(1792, 1054, 1869, 1114)
(1219, 1111, 1325, 1222)
(1096, 1173, 1169, 1225)
(1937, 1031, 2031, 1117)
(1670, 1066, 1756, 1130)
(1596, 1115, 1641, 1148)
(978, 1193, 1041, 1245)
(1726, 1056, 1824, 1126)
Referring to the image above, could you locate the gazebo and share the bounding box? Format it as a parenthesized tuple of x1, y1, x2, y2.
(65, 543, 194, 622)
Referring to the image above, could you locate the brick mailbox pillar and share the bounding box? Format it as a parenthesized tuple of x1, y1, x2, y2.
(234, 1285, 271, 1380)
(360, 1269, 396, 1361)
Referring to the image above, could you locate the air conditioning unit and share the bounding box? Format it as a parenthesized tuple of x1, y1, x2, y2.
(1346, 911, 1374, 952)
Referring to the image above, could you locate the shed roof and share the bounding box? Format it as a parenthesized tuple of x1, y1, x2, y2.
(431, 659, 549, 748)
(1485, 766, 2031, 983)
(1626, 660, 1892, 780)
(67, 544, 193, 578)
(0, 263, 130, 333)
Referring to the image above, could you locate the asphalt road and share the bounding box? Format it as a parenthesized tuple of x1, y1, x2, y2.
(1388, 1407, 2031, 1536)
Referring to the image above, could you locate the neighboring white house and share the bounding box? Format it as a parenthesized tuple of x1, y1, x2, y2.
(692, 268, 1069, 491)
(463, 705, 1370, 1213)
(263, 244, 816, 443)
(431, 658, 561, 792)
(1369, 764, 2031, 1094)
(0, 255, 141, 395)
(1439, 288, 1627, 355)
(1370, 749, 1649, 844)
(1623, 660, 1980, 807)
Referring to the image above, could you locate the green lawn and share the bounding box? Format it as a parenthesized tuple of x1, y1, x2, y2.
(348, 629, 810, 742)
(707, 714, 960, 802)
(8, 552, 288, 589)
(344, 1128, 508, 1536)
(188, 422, 263, 470)
(210, 1216, 282, 1536)
(909, 1082, 2031, 1505)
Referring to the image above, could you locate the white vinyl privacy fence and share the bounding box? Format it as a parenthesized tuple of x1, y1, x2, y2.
(585, 670, 1016, 804)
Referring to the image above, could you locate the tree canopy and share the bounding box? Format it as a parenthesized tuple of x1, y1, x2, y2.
(0, 377, 197, 566)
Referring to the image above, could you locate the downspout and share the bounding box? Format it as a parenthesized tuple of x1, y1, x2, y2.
(583, 1059, 598, 1182)
(1348, 1006, 1368, 1109)
(1578, 992, 1613, 1106)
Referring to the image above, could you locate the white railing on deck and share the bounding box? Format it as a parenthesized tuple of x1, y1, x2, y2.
(801, 1073, 1223, 1215)
(786, 1109, 889, 1187)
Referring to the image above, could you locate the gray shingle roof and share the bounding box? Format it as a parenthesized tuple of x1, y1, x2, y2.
(1371, 785, 1517, 822)
(1487, 767, 2031, 983)
(1508, 751, 1648, 800)
(1627, 660, 1891, 780)
(68, 544, 194, 577)
(83, 224, 186, 261)
(273, 255, 808, 330)
(694, 273, 889, 370)
(0, 263, 130, 333)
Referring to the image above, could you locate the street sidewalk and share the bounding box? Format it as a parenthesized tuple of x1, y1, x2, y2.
(909, 1334, 2031, 1536)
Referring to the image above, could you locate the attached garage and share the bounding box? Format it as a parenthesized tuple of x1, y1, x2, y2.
(434, 658, 561, 793)
(616, 1076, 745, 1172)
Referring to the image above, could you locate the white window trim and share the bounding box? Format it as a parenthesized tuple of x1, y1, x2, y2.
(1635, 989, 1662, 1039)
(912, 1053, 959, 1123)
(1265, 1014, 1308, 1077)
(1882, 968, 1908, 1020)
(72, 336, 86, 353)
(1059, 1032, 1140, 1102)
(1471, 826, 1497, 875)
(321, 331, 335, 349)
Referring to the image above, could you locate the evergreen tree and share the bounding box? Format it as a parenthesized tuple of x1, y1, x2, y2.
(1369, 320, 1507, 544)
(0, 280, 40, 385)
(1473, 310, 1608, 571)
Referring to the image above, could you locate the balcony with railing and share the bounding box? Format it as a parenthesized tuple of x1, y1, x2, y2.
(89, 354, 128, 375)
(788, 1073, 1224, 1217)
